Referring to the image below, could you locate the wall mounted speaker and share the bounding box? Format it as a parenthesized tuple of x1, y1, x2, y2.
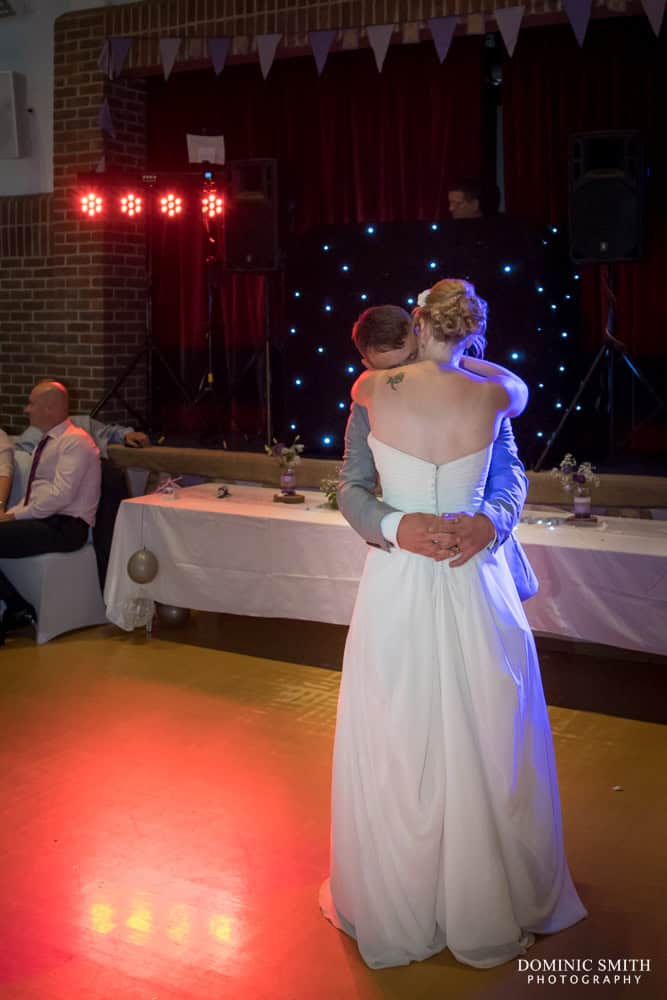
(569, 131, 645, 263)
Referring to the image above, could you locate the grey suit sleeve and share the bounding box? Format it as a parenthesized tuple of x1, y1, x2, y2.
(336, 403, 397, 550)
(478, 418, 529, 549)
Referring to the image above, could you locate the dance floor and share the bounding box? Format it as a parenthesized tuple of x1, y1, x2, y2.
(1, 625, 666, 999)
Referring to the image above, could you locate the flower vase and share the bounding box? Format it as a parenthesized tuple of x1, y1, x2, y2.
(573, 494, 591, 518)
(280, 467, 297, 495)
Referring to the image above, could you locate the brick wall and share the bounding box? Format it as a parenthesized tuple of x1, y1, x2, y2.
(0, 6, 147, 432)
(0, 0, 619, 432)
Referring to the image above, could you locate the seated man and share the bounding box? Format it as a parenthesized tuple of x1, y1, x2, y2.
(337, 304, 538, 600)
(13, 414, 149, 461)
(12, 414, 149, 588)
(0, 381, 101, 642)
(0, 428, 13, 514)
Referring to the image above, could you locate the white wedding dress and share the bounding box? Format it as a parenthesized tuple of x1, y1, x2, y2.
(320, 435, 587, 969)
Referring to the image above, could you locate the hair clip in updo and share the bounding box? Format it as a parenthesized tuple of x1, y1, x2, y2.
(416, 289, 431, 308)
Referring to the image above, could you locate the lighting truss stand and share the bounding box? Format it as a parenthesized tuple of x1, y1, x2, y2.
(534, 264, 665, 470)
(91, 174, 193, 431)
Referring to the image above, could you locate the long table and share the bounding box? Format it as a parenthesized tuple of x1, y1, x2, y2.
(104, 484, 667, 656)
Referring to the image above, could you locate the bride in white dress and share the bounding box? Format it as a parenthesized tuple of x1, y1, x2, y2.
(320, 279, 587, 970)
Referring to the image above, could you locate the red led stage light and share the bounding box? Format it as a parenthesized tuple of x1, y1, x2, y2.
(119, 192, 143, 217)
(159, 192, 184, 218)
(79, 191, 104, 217)
(201, 191, 224, 218)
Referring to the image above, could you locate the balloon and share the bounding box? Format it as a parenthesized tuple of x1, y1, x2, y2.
(127, 548, 159, 584)
(156, 603, 190, 627)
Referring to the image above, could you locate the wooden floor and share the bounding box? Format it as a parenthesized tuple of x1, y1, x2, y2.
(1, 621, 665, 999)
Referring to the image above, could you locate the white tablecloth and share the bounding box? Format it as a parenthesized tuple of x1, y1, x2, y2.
(104, 485, 667, 656)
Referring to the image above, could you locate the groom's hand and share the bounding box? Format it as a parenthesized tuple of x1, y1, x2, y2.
(396, 513, 454, 560)
(428, 512, 495, 567)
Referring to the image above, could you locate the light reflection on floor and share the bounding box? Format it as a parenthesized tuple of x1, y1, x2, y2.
(1, 627, 665, 999)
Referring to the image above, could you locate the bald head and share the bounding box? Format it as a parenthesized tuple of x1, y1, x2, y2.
(25, 380, 70, 432)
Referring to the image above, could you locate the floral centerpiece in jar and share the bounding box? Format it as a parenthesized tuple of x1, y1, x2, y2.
(551, 453, 600, 517)
(320, 468, 341, 510)
(265, 436, 305, 498)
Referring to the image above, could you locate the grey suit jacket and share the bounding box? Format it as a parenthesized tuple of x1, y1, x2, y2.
(337, 403, 538, 602)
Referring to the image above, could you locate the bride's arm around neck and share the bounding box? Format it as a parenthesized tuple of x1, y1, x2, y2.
(461, 357, 529, 420)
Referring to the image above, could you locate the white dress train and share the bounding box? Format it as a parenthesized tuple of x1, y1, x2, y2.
(320, 436, 587, 969)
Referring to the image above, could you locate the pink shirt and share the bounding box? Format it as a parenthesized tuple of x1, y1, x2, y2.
(9, 418, 101, 526)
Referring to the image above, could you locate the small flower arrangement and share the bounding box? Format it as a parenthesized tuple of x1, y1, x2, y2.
(551, 453, 600, 496)
(320, 468, 341, 509)
(265, 436, 304, 468)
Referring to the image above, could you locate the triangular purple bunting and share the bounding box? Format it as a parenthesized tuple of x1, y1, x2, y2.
(256, 33, 282, 79)
(641, 0, 666, 35)
(309, 29, 337, 76)
(562, 0, 591, 47)
(428, 16, 457, 64)
(366, 24, 394, 73)
(98, 98, 116, 139)
(496, 6, 525, 57)
(110, 37, 132, 79)
(159, 38, 182, 81)
(97, 40, 111, 77)
(207, 37, 232, 76)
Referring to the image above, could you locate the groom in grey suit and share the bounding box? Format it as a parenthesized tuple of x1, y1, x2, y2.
(337, 305, 538, 601)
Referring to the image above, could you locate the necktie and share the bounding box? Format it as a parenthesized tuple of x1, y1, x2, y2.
(23, 435, 50, 506)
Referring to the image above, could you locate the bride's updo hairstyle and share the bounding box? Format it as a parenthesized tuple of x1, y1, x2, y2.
(417, 279, 487, 357)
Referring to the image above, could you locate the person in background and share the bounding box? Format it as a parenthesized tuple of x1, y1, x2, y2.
(13, 415, 149, 459)
(12, 414, 149, 588)
(0, 382, 101, 643)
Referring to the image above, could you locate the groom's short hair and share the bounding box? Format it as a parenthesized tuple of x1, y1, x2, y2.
(352, 305, 411, 356)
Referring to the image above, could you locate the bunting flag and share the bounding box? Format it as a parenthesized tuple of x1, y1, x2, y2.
(159, 37, 182, 80)
(366, 24, 394, 72)
(641, 0, 666, 35)
(207, 37, 232, 76)
(563, 0, 592, 46)
(256, 33, 282, 79)
(110, 37, 132, 79)
(98, 98, 116, 139)
(97, 40, 111, 77)
(496, 6, 525, 57)
(428, 16, 457, 63)
(309, 29, 337, 76)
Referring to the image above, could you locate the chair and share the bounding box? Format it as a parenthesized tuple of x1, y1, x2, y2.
(0, 544, 108, 644)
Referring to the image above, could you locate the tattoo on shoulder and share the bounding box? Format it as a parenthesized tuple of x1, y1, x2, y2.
(386, 372, 405, 391)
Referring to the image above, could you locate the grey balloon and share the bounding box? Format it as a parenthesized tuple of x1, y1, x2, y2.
(127, 548, 159, 583)
(156, 603, 190, 627)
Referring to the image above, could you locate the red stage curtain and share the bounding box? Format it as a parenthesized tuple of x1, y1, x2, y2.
(502, 16, 666, 357)
(146, 39, 483, 433)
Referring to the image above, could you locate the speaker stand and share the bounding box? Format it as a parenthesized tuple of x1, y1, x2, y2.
(534, 264, 664, 470)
